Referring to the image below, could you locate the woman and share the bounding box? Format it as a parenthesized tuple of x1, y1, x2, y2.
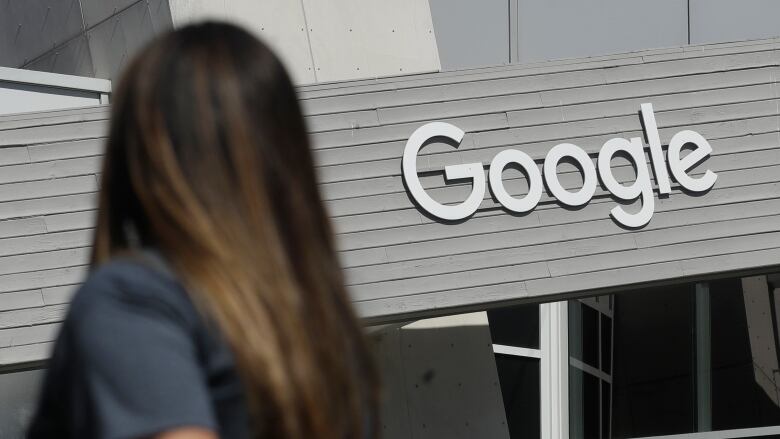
(28, 22, 379, 439)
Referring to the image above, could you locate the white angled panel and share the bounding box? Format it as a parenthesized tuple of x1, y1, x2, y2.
(302, 0, 440, 82)
(225, 0, 316, 85)
(168, 0, 316, 85)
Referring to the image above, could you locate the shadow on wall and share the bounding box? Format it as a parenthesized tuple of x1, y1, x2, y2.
(0, 367, 44, 439)
(370, 312, 511, 439)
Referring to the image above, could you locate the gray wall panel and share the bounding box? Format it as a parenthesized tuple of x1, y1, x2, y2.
(691, 0, 780, 45)
(3, 39, 780, 365)
(87, 0, 162, 79)
(515, 0, 687, 63)
(24, 34, 95, 78)
(429, 0, 510, 70)
(0, 0, 85, 68)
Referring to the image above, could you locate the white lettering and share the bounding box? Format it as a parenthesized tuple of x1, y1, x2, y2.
(402, 122, 485, 220)
(597, 137, 654, 228)
(489, 149, 542, 213)
(401, 103, 717, 227)
(543, 143, 598, 207)
(667, 130, 718, 193)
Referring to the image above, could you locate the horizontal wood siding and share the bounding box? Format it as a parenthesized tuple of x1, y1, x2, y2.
(2, 38, 780, 366)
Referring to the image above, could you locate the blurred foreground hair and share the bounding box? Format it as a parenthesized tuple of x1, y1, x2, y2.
(92, 22, 378, 439)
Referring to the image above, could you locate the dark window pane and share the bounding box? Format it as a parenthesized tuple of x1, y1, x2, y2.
(570, 366, 599, 439)
(488, 303, 540, 349)
(570, 301, 599, 368)
(495, 354, 540, 439)
(611, 283, 695, 437)
(710, 276, 780, 430)
(601, 315, 612, 375)
(602, 381, 611, 439)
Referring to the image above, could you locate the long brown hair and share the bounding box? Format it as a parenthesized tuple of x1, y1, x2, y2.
(91, 22, 378, 439)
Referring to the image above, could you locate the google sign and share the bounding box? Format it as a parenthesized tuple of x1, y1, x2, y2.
(402, 103, 717, 228)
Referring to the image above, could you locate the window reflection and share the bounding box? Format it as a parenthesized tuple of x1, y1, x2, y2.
(711, 275, 780, 430)
(609, 284, 695, 438)
(486, 272, 780, 439)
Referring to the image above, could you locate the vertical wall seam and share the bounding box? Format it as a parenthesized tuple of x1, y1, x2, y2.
(298, 0, 319, 83)
(76, 0, 96, 77)
(687, 0, 692, 45)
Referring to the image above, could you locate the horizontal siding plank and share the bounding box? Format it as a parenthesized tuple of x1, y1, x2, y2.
(0, 156, 101, 184)
(0, 290, 44, 312)
(345, 234, 637, 286)
(42, 284, 79, 305)
(0, 193, 96, 221)
(0, 146, 29, 166)
(547, 224, 780, 277)
(44, 210, 96, 232)
(0, 217, 47, 240)
(477, 100, 777, 150)
(353, 280, 530, 323)
(0, 230, 92, 258)
(338, 180, 780, 267)
(27, 138, 105, 162)
(350, 261, 549, 302)
(356, 245, 780, 321)
(0, 342, 53, 366)
(0, 305, 68, 330)
(376, 68, 774, 126)
(0, 106, 108, 131)
(344, 199, 780, 286)
(0, 175, 97, 203)
(0, 266, 87, 294)
(604, 50, 778, 84)
(522, 247, 780, 300)
(0, 323, 59, 349)
(541, 67, 776, 107)
(0, 120, 107, 147)
(0, 247, 90, 276)
(517, 83, 778, 128)
(311, 112, 507, 150)
(303, 50, 778, 115)
(305, 109, 379, 132)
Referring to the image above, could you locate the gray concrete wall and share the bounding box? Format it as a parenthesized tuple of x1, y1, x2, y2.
(431, 0, 780, 70)
(2, 39, 780, 366)
(372, 313, 510, 439)
(690, 0, 780, 45)
(167, 0, 441, 84)
(0, 0, 439, 85)
(0, 368, 44, 439)
(0, 0, 173, 80)
(514, 0, 687, 64)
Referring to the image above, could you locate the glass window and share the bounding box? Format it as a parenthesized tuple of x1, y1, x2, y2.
(601, 314, 612, 375)
(488, 303, 540, 349)
(495, 354, 540, 439)
(488, 303, 542, 438)
(610, 283, 696, 437)
(710, 276, 780, 430)
(570, 301, 599, 369)
(570, 299, 612, 439)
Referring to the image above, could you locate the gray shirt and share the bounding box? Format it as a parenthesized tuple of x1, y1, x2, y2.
(27, 252, 250, 439)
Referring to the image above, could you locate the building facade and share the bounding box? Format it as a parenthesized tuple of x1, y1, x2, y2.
(2, 1, 780, 439)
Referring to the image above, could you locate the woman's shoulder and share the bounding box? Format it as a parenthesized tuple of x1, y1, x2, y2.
(67, 255, 198, 334)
